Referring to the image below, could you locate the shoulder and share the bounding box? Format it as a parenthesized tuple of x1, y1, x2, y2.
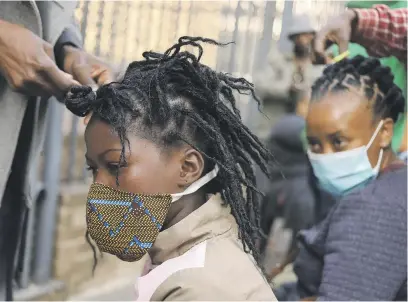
(154, 263, 276, 301)
(303, 166, 407, 250)
(153, 266, 231, 300)
(152, 236, 276, 301)
(325, 166, 407, 245)
(338, 166, 407, 215)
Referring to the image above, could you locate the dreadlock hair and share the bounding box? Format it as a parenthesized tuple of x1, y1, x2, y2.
(65, 36, 272, 271)
(311, 55, 405, 123)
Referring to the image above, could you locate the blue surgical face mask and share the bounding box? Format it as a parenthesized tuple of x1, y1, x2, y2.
(308, 120, 384, 197)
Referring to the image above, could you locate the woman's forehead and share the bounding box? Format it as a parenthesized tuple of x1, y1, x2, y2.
(84, 119, 185, 162)
(85, 120, 122, 154)
(307, 91, 373, 135)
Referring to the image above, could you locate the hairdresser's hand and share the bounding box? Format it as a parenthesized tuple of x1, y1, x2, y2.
(63, 46, 115, 125)
(62, 45, 115, 87)
(0, 20, 77, 99)
(314, 9, 357, 63)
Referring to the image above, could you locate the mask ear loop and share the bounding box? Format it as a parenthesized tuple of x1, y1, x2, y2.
(366, 120, 384, 172)
(367, 120, 384, 149)
(171, 165, 219, 203)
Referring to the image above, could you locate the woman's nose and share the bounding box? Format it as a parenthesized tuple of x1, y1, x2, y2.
(94, 170, 116, 188)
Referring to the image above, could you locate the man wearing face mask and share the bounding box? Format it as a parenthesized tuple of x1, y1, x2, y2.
(287, 15, 318, 93)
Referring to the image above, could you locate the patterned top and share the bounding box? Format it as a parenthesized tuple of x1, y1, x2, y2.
(354, 4, 407, 63)
(294, 165, 407, 301)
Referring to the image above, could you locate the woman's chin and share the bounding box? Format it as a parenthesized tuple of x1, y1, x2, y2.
(116, 254, 139, 262)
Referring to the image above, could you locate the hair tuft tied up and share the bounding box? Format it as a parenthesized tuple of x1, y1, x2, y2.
(65, 85, 96, 117)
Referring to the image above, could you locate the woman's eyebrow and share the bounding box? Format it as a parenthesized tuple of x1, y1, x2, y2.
(306, 136, 319, 142)
(327, 131, 344, 138)
(97, 149, 122, 161)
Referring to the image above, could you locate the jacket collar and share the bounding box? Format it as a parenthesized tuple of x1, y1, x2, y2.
(148, 193, 234, 265)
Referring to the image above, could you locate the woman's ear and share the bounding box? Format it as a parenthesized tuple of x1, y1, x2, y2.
(379, 118, 394, 148)
(178, 148, 205, 187)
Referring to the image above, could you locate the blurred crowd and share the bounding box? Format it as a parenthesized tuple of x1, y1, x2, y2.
(0, 1, 406, 301)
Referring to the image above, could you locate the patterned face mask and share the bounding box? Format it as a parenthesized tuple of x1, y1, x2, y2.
(86, 165, 219, 261)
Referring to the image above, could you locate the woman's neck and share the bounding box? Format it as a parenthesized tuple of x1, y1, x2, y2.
(161, 190, 207, 231)
(380, 150, 403, 172)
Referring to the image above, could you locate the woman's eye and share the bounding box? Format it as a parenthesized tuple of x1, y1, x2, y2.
(332, 138, 347, 150)
(106, 162, 127, 176)
(106, 164, 120, 175)
(309, 143, 321, 153)
(307, 138, 322, 153)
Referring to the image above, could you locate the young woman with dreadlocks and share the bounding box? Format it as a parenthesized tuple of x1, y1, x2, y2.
(65, 37, 276, 301)
(274, 55, 407, 301)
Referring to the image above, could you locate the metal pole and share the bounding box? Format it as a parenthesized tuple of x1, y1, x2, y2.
(244, 1, 276, 130)
(33, 100, 64, 284)
(122, 2, 131, 60)
(242, 2, 255, 74)
(95, 1, 105, 57)
(19, 184, 43, 288)
(216, 5, 230, 71)
(173, 0, 182, 41)
(134, 1, 144, 56)
(156, 1, 165, 49)
(253, 1, 276, 72)
(278, 0, 294, 53)
(228, 0, 242, 74)
(109, 2, 119, 59)
(186, 0, 194, 35)
(67, 115, 79, 182)
(80, 1, 89, 41)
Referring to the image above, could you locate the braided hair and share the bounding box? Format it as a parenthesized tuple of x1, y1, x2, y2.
(311, 55, 405, 122)
(65, 36, 271, 269)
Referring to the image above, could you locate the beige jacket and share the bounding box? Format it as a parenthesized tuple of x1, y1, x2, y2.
(135, 194, 277, 301)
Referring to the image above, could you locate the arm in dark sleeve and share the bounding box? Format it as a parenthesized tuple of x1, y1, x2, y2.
(317, 191, 407, 301)
(54, 23, 83, 69)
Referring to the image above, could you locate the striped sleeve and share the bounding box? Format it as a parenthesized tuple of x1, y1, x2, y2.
(353, 5, 407, 62)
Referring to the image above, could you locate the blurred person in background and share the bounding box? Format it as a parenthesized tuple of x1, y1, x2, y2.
(255, 14, 320, 110)
(0, 2, 114, 300)
(277, 55, 407, 301)
(260, 94, 314, 281)
(256, 14, 325, 274)
(287, 15, 318, 91)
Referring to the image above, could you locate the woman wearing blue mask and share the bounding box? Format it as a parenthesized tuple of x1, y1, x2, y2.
(287, 55, 407, 301)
